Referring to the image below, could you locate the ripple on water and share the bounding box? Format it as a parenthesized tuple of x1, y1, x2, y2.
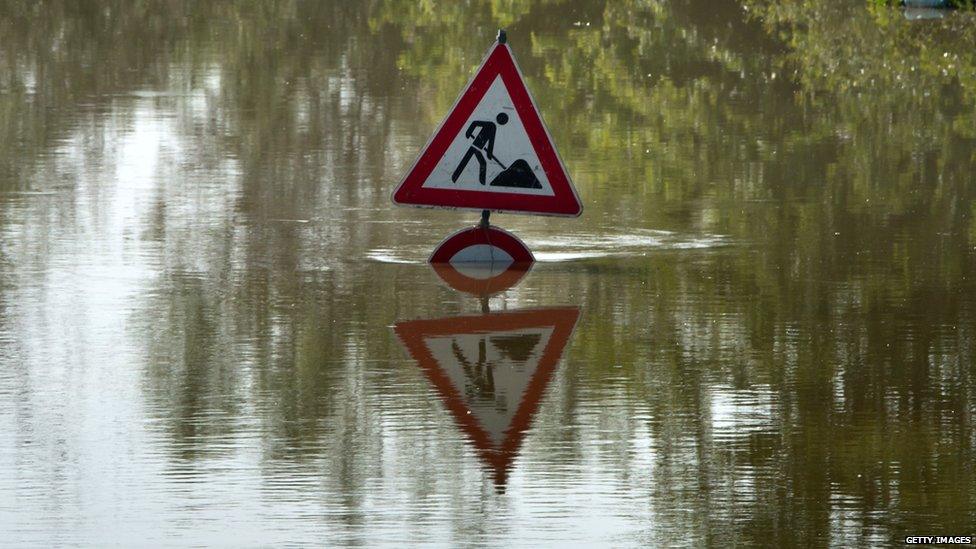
(366, 230, 731, 264)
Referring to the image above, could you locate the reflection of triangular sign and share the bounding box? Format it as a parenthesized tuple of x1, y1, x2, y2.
(491, 332, 542, 363)
(430, 329, 550, 448)
(394, 308, 580, 486)
(391, 39, 582, 217)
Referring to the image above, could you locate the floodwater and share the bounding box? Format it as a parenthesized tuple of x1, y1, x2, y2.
(1, 2, 975, 547)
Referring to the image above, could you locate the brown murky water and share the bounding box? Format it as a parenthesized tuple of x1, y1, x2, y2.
(2, 1, 975, 546)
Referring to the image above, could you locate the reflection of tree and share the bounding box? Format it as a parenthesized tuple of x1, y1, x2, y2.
(366, 0, 976, 541)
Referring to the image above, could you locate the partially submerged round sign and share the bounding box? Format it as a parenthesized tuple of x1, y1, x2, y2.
(429, 225, 533, 265)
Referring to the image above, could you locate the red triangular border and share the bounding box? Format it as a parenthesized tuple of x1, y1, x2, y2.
(391, 42, 582, 217)
(394, 307, 580, 484)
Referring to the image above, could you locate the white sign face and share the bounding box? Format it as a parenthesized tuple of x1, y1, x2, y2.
(421, 76, 554, 197)
(424, 327, 554, 447)
(449, 245, 514, 268)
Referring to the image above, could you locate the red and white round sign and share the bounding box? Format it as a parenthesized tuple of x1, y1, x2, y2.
(429, 225, 534, 265)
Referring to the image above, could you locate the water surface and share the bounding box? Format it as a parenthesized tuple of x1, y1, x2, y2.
(1, 1, 975, 546)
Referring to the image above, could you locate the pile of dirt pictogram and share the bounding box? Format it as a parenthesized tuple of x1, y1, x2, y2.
(489, 159, 542, 189)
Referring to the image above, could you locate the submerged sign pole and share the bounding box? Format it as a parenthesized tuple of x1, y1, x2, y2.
(392, 29, 581, 265)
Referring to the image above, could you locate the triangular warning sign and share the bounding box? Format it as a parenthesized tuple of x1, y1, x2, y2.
(392, 39, 582, 217)
(394, 307, 580, 485)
